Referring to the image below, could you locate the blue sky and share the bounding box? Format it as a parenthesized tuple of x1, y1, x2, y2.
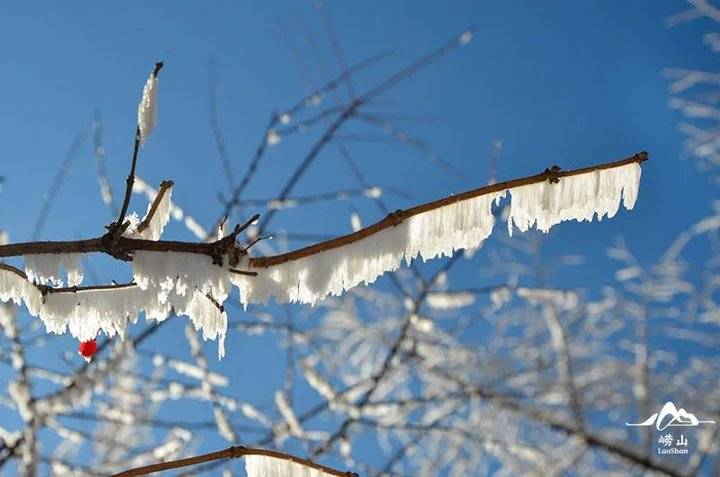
(0, 0, 716, 473)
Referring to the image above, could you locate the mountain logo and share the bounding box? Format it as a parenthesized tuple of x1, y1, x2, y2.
(626, 402, 716, 431)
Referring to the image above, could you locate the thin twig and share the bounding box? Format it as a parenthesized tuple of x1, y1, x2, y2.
(135, 180, 174, 235)
(31, 131, 87, 240)
(93, 110, 119, 216)
(115, 62, 164, 234)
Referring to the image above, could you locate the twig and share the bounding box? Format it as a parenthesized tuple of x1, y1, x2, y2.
(93, 110, 119, 216)
(250, 152, 649, 268)
(212, 50, 393, 233)
(208, 60, 236, 191)
(255, 102, 360, 235)
(31, 131, 87, 240)
(315, 0, 356, 99)
(135, 180, 174, 235)
(227, 185, 409, 208)
(115, 62, 164, 235)
(111, 445, 358, 477)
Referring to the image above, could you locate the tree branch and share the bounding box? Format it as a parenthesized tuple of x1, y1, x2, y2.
(250, 151, 649, 268)
(111, 445, 359, 477)
(115, 61, 164, 234)
(135, 180, 173, 235)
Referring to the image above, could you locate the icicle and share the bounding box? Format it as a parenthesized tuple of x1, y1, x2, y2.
(245, 455, 326, 477)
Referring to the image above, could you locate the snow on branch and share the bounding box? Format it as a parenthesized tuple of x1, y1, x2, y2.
(124, 180, 174, 241)
(236, 153, 647, 306)
(0, 152, 647, 358)
(137, 62, 162, 144)
(132, 177, 208, 240)
(112, 444, 358, 476)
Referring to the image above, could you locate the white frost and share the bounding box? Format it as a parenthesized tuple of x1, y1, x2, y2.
(350, 212, 362, 232)
(124, 184, 173, 241)
(133, 251, 230, 358)
(0, 267, 43, 315)
(235, 162, 641, 306)
(245, 455, 326, 477)
(0, 160, 643, 359)
(427, 291, 476, 310)
(24, 254, 84, 287)
(275, 391, 303, 437)
(508, 162, 641, 235)
(137, 69, 158, 143)
(233, 191, 505, 306)
(517, 287, 579, 310)
(266, 129, 281, 146)
(39, 285, 163, 342)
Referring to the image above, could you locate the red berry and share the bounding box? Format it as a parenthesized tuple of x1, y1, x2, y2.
(78, 339, 98, 360)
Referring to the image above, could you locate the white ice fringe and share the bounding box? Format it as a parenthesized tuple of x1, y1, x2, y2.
(133, 251, 230, 358)
(508, 162, 641, 235)
(0, 160, 642, 358)
(232, 191, 505, 306)
(39, 286, 168, 342)
(145, 185, 172, 240)
(137, 70, 158, 143)
(24, 253, 84, 287)
(0, 267, 43, 315)
(133, 177, 209, 240)
(234, 163, 641, 306)
(124, 185, 173, 240)
(245, 455, 326, 477)
(133, 251, 230, 303)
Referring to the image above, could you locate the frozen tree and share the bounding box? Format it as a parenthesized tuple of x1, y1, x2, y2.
(0, 6, 714, 476)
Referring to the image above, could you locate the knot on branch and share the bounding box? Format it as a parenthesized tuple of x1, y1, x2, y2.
(102, 221, 133, 261)
(543, 165, 562, 184)
(386, 209, 404, 227)
(208, 215, 260, 266)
